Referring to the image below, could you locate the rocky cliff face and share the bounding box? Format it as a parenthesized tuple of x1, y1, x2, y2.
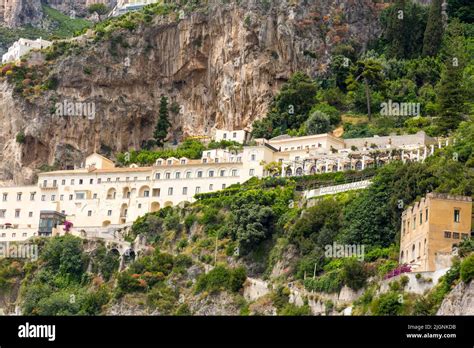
(0, 0, 384, 184)
(0, 0, 113, 27)
(0, 0, 42, 27)
(437, 281, 474, 315)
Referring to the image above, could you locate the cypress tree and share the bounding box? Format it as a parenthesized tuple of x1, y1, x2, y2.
(422, 0, 444, 57)
(436, 20, 468, 133)
(154, 96, 171, 147)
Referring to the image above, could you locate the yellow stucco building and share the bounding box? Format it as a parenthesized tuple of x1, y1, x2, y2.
(400, 193, 473, 272)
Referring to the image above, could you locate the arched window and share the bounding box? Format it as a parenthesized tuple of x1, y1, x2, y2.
(295, 167, 303, 176)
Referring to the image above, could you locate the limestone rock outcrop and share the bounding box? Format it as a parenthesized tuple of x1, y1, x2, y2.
(437, 281, 474, 315)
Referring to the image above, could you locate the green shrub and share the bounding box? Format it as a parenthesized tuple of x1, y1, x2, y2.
(279, 303, 311, 316)
(195, 265, 246, 294)
(341, 258, 367, 291)
(371, 292, 403, 316)
(460, 254, 474, 283)
(15, 132, 26, 144)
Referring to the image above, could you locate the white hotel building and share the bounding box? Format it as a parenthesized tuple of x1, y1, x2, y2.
(0, 131, 440, 243)
(2, 38, 52, 64)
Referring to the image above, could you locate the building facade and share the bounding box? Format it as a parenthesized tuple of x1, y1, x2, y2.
(0, 131, 448, 243)
(2, 38, 52, 64)
(400, 193, 473, 272)
(111, 0, 159, 17)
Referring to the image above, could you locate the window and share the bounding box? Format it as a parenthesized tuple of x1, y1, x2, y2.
(90, 179, 94, 184)
(143, 190, 150, 198)
(232, 169, 238, 177)
(168, 187, 173, 196)
(209, 184, 213, 191)
(41, 195, 46, 201)
(454, 209, 460, 223)
(249, 169, 255, 176)
(108, 210, 112, 216)
(2, 193, 6, 201)
(93, 193, 97, 199)
(152, 189, 160, 197)
(197, 171, 203, 178)
(107, 178, 111, 182)
(462, 233, 469, 240)
(76, 192, 85, 200)
(71, 179, 75, 185)
(175, 172, 181, 179)
(17, 193, 22, 201)
(233, 132, 236, 138)
(155, 173, 161, 180)
(88, 211, 92, 217)
(138, 204, 142, 209)
(419, 211, 422, 225)
(223, 133, 227, 139)
(15, 209, 20, 218)
(22, 233, 27, 237)
(220, 170, 225, 177)
(60, 195, 64, 201)
(61, 179, 66, 185)
(157, 160, 162, 165)
(29, 212, 33, 218)
(209, 171, 214, 177)
(186, 172, 191, 179)
(0, 210, 5, 218)
(43, 180, 47, 187)
(181, 159, 186, 165)
(215, 158, 219, 163)
(51, 195, 56, 201)
(425, 208, 428, 222)
(195, 187, 201, 194)
(165, 172, 171, 179)
(251, 154, 256, 161)
(182, 187, 188, 195)
(203, 158, 207, 164)
(453, 232, 460, 239)
(98, 178, 102, 184)
(167, 160, 172, 165)
(444, 231, 452, 238)
(413, 217, 416, 229)
(30, 192, 36, 201)
(116, 178, 120, 182)
(69, 194, 73, 200)
(222, 184, 226, 189)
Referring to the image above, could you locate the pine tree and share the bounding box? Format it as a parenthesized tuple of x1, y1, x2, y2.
(436, 20, 468, 133)
(422, 0, 444, 57)
(154, 96, 171, 147)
